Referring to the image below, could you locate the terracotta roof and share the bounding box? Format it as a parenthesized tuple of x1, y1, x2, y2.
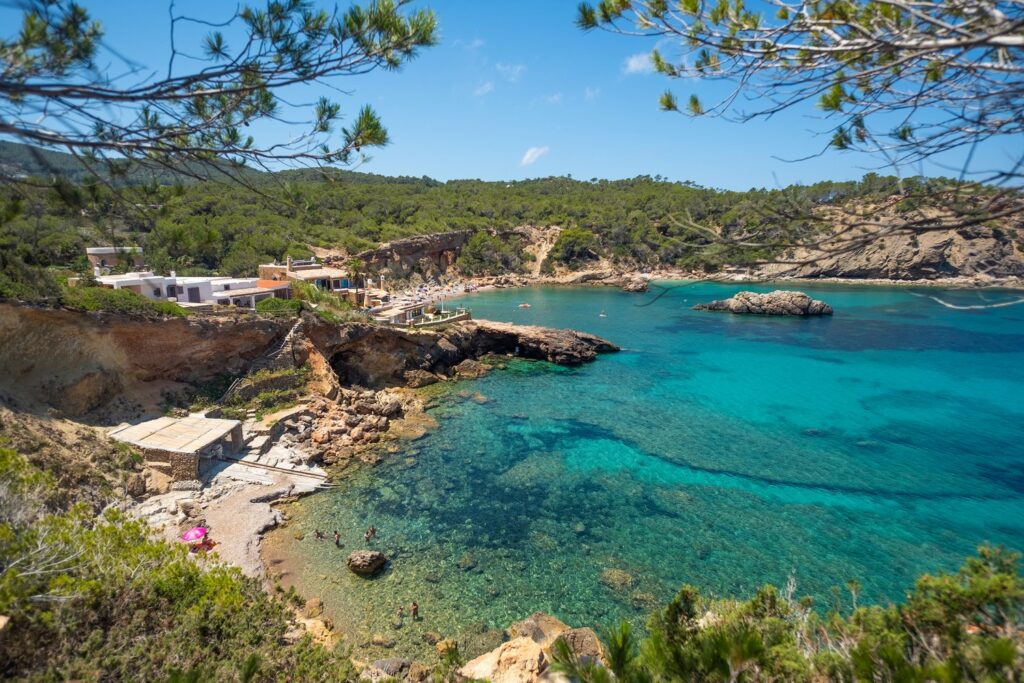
(257, 279, 291, 289)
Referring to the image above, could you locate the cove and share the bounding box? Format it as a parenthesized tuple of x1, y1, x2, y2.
(263, 282, 1024, 660)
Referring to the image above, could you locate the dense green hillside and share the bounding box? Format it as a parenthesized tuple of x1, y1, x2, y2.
(0, 142, 958, 298)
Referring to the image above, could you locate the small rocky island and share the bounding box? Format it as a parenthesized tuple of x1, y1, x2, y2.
(693, 290, 833, 316)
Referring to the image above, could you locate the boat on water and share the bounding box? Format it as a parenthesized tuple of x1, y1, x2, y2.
(599, 310, 607, 318)
(518, 303, 532, 309)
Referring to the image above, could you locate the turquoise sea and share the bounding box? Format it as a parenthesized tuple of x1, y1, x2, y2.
(268, 282, 1024, 658)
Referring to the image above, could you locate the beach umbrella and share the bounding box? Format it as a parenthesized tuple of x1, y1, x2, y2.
(181, 527, 207, 543)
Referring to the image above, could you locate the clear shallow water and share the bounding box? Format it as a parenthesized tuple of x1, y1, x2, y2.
(268, 282, 1024, 659)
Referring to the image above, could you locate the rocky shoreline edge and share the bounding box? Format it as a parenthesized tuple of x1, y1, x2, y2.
(9, 305, 622, 670)
(457, 267, 1024, 294)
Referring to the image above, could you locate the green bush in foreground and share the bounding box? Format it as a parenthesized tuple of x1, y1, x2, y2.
(552, 546, 1023, 682)
(61, 285, 188, 317)
(0, 448, 354, 682)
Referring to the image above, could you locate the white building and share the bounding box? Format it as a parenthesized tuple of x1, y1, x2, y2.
(94, 272, 290, 308)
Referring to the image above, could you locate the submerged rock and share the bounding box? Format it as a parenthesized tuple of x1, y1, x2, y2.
(347, 550, 386, 576)
(360, 658, 412, 683)
(598, 567, 636, 592)
(303, 597, 324, 618)
(457, 553, 478, 571)
(693, 290, 833, 316)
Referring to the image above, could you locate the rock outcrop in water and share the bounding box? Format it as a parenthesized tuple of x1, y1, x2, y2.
(693, 290, 833, 316)
(347, 550, 386, 576)
(300, 317, 618, 389)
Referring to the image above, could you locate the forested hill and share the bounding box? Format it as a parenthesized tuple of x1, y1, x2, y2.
(0, 141, 257, 187)
(1, 141, 1018, 297)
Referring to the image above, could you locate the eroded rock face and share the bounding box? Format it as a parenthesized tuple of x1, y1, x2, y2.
(347, 550, 386, 576)
(0, 304, 617, 419)
(693, 290, 833, 316)
(0, 303, 286, 418)
(756, 220, 1024, 281)
(353, 230, 471, 279)
(301, 317, 618, 388)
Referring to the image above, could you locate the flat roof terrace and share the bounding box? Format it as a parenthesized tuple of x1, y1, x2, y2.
(109, 415, 243, 454)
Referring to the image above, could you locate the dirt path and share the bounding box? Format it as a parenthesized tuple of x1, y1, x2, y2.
(523, 226, 559, 277)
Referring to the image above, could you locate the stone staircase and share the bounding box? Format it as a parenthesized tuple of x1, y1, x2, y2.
(219, 318, 304, 403)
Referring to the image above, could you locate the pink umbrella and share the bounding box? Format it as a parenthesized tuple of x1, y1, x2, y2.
(181, 527, 207, 543)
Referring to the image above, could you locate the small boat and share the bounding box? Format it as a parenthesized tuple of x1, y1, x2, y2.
(518, 303, 532, 309)
(598, 310, 607, 318)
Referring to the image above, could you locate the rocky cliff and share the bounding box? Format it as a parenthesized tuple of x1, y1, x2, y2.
(0, 304, 617, 420)
(351, 230, 472, 279)
(755, 201, 1024, 282)
(298, 317, 619, 388)
(0, 304, 288, 418)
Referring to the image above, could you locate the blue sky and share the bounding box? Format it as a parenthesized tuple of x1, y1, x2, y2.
(9, 0, 1021, 190)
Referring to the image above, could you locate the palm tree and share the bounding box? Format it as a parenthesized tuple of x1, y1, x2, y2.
(347, 257, 364, 307)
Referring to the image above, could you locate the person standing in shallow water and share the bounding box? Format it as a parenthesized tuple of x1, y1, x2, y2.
(333, 530, 341, 547)
(411, 602, 419, 620)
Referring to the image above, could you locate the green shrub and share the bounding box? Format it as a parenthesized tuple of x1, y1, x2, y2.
(457, 231, 527, 275)
(550, 226, 599, 266)
(551, 546, 1024, 682)
(256, 296, 303, 315)
(61, 285, 188, 317)
(0, 449, 354, 681)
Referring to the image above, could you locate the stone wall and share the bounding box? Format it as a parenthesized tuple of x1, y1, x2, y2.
(141, 448, 198, 481)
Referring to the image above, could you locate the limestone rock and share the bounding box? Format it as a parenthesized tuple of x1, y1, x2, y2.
(404, 369, 442, 388)
(457, 637, 547, 683)
(755, 213, 1024, 281)
(506, 612, 571, 649)
(693, 290, 833, 316)
(124, 472, 147, 498)
(303, 597, 324, 619)
(453, 358, 488, 379)
(556, 628, 606, 664)
(347, 550, 386, 576)
(621, 277, 649, 293)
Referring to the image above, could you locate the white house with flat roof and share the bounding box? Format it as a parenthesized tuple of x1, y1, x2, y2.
(94, 272, 291, 308)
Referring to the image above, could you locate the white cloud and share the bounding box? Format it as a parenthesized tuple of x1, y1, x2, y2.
(584, 86, 600, 101)
(520, 146, 549, 166)
(496, 62, 526, 82)
(545, 93, 563, 104)
(474, 81, 495, 97)
(455, 37, 485, 50)
(623, 52, 655, 75)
